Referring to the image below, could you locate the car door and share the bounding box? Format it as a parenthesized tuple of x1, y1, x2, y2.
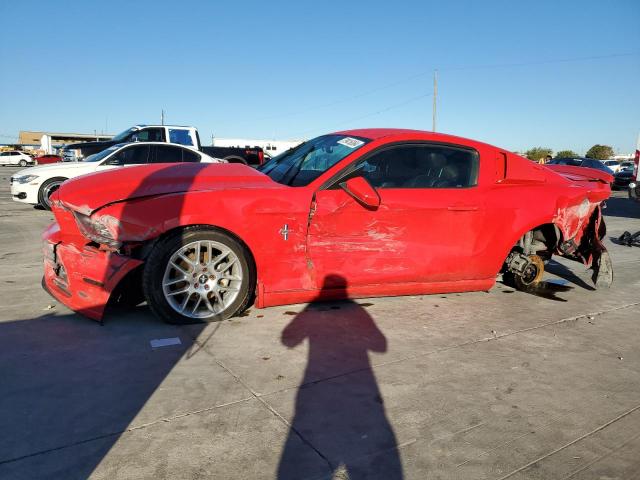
(168, 128, 196, 148)
(0, 152, 8, 165)
(96, 144, 151, 171)
(150, 145, 184, 163)
(133, 127, 165, 142)
(306, 142, 485, 289)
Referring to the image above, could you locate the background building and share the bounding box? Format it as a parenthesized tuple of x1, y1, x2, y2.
(18, 131, 112, 154)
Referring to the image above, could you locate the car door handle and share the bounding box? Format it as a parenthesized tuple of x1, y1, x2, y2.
(447, 205, 479, 211)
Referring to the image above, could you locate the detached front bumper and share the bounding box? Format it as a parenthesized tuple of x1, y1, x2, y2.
(42, 222, 143, 321)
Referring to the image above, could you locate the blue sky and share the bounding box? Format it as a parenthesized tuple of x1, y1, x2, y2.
(1, 0, 638, 154)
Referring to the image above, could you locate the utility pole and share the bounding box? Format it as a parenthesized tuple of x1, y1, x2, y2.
(432, 70, 438, 132)
(161, 109, 165, 125)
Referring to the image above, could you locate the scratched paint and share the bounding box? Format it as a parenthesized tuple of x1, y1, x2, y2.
(41, 129, 613, 321)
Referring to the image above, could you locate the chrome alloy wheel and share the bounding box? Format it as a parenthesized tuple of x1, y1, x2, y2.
(162, 240, 243, 319)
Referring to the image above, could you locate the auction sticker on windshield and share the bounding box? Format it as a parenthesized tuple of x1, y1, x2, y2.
(337, 137, 365, 149)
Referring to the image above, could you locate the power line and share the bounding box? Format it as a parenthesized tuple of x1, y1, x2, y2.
(438, 51, 640, 72)
(236, 51, 639, 125)
(284, 92, 432, 138)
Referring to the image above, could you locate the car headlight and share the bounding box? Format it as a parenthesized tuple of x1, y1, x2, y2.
(73, 212, 122, 248)
(630, 182, 637, 189)
(13, 174, 39, 184)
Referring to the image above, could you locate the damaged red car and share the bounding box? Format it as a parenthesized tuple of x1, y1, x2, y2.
(42, 129, 613, 324)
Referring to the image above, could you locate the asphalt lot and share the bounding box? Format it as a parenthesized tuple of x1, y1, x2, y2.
(0, 165, 639, 480)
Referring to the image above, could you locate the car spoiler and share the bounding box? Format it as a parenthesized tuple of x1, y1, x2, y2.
(545, 165, 613, 184)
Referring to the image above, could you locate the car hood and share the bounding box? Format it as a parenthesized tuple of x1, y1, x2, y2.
(57, 162, 280, 215)
(13, 162, 95, 177)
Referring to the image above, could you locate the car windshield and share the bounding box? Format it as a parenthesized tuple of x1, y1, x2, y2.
(111, 128, 136, 142)
(83, 145, 121, 162)
(581, 159, 613, 173)
(257, 134, 370, 186)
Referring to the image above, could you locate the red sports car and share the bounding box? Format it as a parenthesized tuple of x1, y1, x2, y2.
(42, 129, 613, 324)
(35, 154, 63, 165)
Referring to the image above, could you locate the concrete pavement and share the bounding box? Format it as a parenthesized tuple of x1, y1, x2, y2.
(1, 166, 639, 479)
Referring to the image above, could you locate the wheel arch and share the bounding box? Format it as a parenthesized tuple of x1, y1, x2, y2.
(39, 176, 68, 193)
(139, 223, 257, 277)
(493, 218, 565, 272)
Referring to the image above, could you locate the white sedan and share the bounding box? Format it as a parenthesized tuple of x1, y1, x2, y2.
(0, 150, 35, 167)
(10, 142, 224, 210)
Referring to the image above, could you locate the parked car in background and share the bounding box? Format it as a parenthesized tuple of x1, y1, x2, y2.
(201, 145, 264, 166)
(548, 157, 614, 175)
(61, 124, 265, 166)
(35, 154, 63, 165)
(612, 166, 635, 190)
(629, 136, 640, 202)
(40, 128, 613, 324)
(601, 160, 623, 173)
(11, 142, 224, 210)
(60, 125, 200, 161)
(0, 150, 35, 167)
(619, 161, 634, 171)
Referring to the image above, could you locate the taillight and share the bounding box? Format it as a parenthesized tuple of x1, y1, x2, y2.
(634, 149, 639, 180)
(258, 150, 264, 164)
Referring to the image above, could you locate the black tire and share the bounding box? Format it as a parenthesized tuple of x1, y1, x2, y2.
(38, 177, 67, 210)
(143, 227, 255, 324)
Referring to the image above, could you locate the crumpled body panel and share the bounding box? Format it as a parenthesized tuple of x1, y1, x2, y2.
(42, 129, 614, 321)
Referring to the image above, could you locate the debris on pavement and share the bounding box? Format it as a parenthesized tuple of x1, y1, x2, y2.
(617, 230, 640, 247)
(150, 337, 182, 348)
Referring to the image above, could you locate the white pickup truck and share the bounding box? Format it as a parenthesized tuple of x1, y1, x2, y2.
(62, 124, 265, 166)
(62, 125, 199, 161)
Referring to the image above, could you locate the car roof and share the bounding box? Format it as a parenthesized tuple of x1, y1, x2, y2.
(134, 124, 195, 129)
(334, 128, 499, 150)
(113, 142, 197, 149)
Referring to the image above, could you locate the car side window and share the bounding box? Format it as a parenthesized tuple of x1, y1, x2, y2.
(153, 145, 183, 163)
(114, 145, 150, 165)
(134, 128, 165, 142)
(168, 129, 194, 146)
(182, 149, 200, 162)
(345, 144, 479, 189)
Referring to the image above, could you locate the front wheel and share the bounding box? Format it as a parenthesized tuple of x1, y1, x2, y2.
(143, 228, 255, 324)
(38, 177, 66, 210)
(19, 160, 27, 167)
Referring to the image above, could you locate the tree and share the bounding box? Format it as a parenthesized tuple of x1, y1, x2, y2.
(555, 150, 578, 158)
(525, 147, 553, 162)
(585, 145, 614, 160)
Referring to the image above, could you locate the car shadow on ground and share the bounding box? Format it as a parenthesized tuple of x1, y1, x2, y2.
(0, 307, 208, 479)
(603, 196, 640, 219)
(545, 260, 595, 291)
(1, 290, 405, 479)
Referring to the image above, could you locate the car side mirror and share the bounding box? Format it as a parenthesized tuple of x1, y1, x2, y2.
(339, 176, 380, 209)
